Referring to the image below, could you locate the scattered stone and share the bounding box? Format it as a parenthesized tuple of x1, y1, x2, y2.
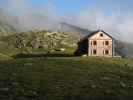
(12, 82, 19, 86)
(130, 86, 133, 88)
(120, 81, 126, 88)
(0, 87, 9, 91)
(127, 64, 133, 69)
(26, 90, 38, 96)
(24, 63, 33, 66)
(32, 91, 37, 95)
(60, 48, 66, 52)
(101, 76, 110, 81)
(91, 84, 97, 88)
(12, 72, 17, 76)
(105, 90, 113, 94)
(82, 54, 87, 58)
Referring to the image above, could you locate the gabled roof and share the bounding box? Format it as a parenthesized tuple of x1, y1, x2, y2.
(79, 29, 114, 43)
(87, 29, 114, 39)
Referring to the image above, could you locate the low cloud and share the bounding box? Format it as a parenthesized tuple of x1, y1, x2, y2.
(3, 0, 60, 31)
(65, 9, 133, 43)
(1, 0, 133, 43)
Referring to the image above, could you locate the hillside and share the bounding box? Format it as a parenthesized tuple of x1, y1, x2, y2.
(0, 29, 133, 58)
(0, 57, 133, 100)
(58, 22, 91, 35)
(0, 21, 16, 36)
(0, 9, 133, 58)
(0, 9, 17, 35)
(115, 40, 133, 58)
(0, 30, 81, 56)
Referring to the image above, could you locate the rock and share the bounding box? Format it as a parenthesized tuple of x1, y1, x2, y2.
(82, 54, 87, 58)
(12, 82, 19, 86)
(105, 90, 113, 94)
(0, 87, 9, 91)
(60, 48, 65, 52)
(91, 84, 97, 88)
(12, 72, 17, 76)
(120, 81, 126, 88)
(130, 86, 133, 88)
(101, 76, 110, 81)
(24, 63, 33, 66)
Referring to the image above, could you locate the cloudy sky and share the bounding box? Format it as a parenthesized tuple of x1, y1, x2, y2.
(1, 0, 132, 15)
(0, 0, 133, 42)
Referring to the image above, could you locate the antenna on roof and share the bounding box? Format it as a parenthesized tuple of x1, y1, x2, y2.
(98, 26, 102, 31)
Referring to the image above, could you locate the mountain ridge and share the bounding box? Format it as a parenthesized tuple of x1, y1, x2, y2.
(0, 9, 133, 58)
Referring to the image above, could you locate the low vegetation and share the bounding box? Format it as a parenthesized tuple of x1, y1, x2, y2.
(0, 15, 133, 99)
(0, 30, 80, 57)
(0, 57, 133, 100)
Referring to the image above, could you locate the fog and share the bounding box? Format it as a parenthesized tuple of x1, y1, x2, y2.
(1, 0, 133, 43)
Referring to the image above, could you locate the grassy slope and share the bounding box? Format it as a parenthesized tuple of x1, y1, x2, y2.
(0, 57, 133, 100)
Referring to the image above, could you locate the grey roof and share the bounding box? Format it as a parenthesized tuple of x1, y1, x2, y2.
(79, 29, 115, 43)
(87, 29, 114, 39)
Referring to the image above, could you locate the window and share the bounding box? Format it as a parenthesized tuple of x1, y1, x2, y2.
(93, 49, 97, 55)
(105, 41, 109, 45)
(100, 33, 103, 37)
(93, 41, 97, 46)
(105, 50, 109, 55)
(91, 41, 92, 45)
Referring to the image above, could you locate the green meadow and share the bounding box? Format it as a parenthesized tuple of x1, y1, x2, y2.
(0, 57, 133, 100)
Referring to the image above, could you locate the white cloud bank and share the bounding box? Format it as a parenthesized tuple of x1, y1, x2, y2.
(1, 0, 133, 43)
(64, 9, 133, 43)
